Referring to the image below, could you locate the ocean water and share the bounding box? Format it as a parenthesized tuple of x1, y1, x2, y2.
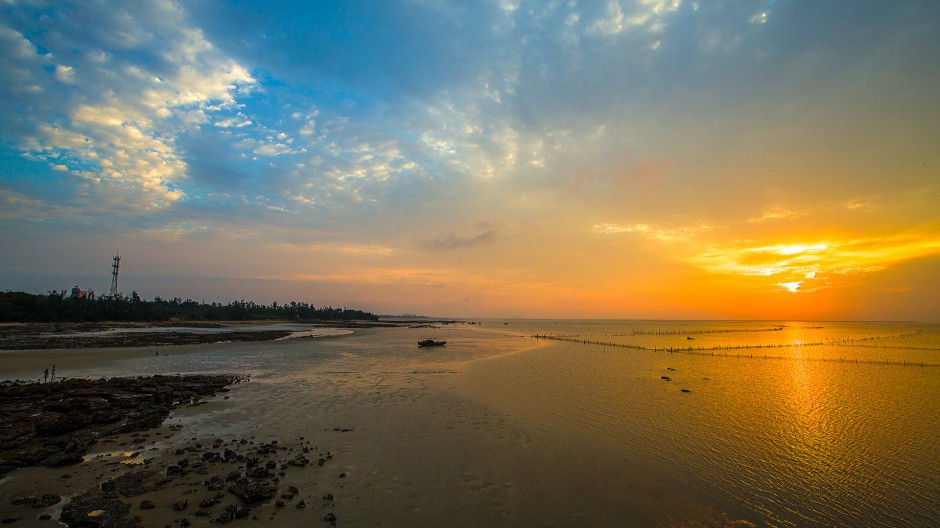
(3, 320, 938, 527)
(467, 321, 940, 527)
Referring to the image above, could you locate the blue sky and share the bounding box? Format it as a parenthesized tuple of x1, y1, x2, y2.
(2, 1, 939, 319)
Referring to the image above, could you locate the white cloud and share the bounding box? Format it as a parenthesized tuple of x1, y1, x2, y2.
(54, 64, 76, 83)
(1, 1, 257, 213)
(593, 221, 715, 241)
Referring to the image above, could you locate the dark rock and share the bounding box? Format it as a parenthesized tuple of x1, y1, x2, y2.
(0, 375, 245, 477)
(212, 504, 240, 524)
(139, 500, 155, 510)
(38, 513, 52, 520)
(173, 499, 188, 511)
(275, 500, 285, 508)
(59, 490, 133, 528)
(295, 500, 305, 509)
(204, 476, 225, 491)
(324, 512, 337, 526)
(227, 479, 277, 504)
(43, 452, 84, 467)
(100, 471, 157, 498)
(321, 493, 333, 502)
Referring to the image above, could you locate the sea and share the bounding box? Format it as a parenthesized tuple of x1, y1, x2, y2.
(3, 320, 938, 527)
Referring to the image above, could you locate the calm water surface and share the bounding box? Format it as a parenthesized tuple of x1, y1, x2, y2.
(476, 320, 940, 527)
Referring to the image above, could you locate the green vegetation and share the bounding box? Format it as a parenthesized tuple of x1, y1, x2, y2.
(0, 290, 379, 323)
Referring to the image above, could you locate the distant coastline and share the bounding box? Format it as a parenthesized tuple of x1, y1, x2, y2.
(0, 321, 376, 351)
(0, 290, 379, 324)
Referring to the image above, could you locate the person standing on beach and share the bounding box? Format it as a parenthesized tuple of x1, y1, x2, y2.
(51, 365, 56, 381)
(43, 368, 49, 383)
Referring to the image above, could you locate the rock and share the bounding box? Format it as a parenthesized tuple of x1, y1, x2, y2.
(43, 452, 84, 468)
(204, 476, 225, 491)
(0, 375, 245, 477)
(59, 490, 132, 528)
(295, 500, 305, 509)
(173, 499, 188, 511)
(37, 513, 52, 520)
(246, 466, 272, 479)
(324, 512, 337, 526)
(100, 470, 157, 498)
(227, 479, 277, 504)
(165, 465, 184, 476)
(139, 500, 155, 510)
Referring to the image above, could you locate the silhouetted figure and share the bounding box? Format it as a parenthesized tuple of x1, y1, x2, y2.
(51, 365, 56, 381)
(43, 368, 49, 383)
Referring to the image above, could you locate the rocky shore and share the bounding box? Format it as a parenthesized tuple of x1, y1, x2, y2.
(1, 374, 346, 527)
(0, 325, 293, 350)
(52, 433, 341, 528)
(0, 374, 246, 476)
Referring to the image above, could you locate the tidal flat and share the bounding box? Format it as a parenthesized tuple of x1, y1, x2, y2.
(1, 321, 937, 527)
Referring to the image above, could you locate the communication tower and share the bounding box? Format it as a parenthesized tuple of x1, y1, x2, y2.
(110, 253, 121, 297)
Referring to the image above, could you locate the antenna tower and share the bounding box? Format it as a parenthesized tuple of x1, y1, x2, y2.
(110, 253, 121, 297)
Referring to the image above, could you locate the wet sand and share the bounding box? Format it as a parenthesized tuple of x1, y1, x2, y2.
(0, 328, 757, 527)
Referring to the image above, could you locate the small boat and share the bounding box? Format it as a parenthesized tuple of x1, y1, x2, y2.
(418, 339, 446, 347)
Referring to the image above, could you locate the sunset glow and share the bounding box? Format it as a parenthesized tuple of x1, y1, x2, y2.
(1, 1, 938, 320)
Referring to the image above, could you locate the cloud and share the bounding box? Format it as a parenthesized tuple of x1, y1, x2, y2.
(0, 188, 83, 221)
(688, 233, 940, 292)
(593, 221, 716, 242)
(0, 1, 255, 213)
(423, 229, 500, 250)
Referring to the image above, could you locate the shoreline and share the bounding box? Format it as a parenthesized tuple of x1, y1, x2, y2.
(0, 321, 381, 352)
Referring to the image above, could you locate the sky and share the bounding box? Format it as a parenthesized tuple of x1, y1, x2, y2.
(1, 0, 939, 320)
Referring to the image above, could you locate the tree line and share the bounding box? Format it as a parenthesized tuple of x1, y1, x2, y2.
(0, 290, 379, 323)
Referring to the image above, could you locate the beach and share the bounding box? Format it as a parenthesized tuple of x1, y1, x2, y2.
(1, 321, 938, 527)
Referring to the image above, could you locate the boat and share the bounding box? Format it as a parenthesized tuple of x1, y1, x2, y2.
(418, 339, 446, 347)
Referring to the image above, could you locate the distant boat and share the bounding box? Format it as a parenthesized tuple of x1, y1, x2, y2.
(418, 339, 446, 347)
